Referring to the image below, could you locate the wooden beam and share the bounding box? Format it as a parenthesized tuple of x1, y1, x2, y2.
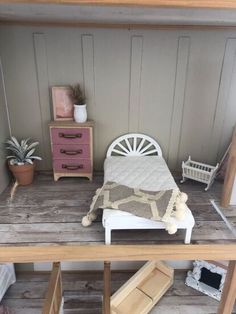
(1, 0, 236, 9)
(43, 262, 62, 314)
(103, 261, 111, 314)
(221, 126, 236, 208)
(1, 244, 236, 263)
(217, 261, 236, 314)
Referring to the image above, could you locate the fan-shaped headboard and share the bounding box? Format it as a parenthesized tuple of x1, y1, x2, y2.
(106, 133, 162, 157)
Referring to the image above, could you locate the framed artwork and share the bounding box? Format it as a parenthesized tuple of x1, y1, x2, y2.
(51, 86, 74, 121)
(185, 260, 227, 301)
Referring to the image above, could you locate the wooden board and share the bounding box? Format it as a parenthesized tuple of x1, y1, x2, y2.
(3, 270, 234, 314)
(111, 261, 173, 314)
(221, 126, 236, 207)
(138, 269, 171, 300)
(0, 174, 235, 263)
(43, 262, 63, 314)
(0, 174, 235, 246)
(48, 120, 94, 128)
(112, 288, 152, 314)
(2, 0, 236, 9)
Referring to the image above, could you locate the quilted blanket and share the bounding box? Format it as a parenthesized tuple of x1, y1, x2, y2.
(82, 181, 189, 234)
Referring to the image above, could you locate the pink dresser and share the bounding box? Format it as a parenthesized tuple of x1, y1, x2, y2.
(49, 121, 94, 181)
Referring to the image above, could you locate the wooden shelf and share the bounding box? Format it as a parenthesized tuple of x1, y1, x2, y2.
(111, 261, 174, 314)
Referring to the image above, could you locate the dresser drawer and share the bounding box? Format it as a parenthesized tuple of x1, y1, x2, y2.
(53, 159, 91, 173)
(52, 144, 90, 159)
(51, 127, 90, 144)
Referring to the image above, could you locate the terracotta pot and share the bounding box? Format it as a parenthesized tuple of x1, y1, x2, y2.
(8, 162, 35, 186)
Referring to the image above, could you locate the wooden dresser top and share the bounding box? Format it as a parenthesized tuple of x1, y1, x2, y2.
(49, 120, 94, 127)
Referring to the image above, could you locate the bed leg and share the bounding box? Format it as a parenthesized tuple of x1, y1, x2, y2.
(103, 261, 111, 314)
(184, 228, 192, 244)
(105, 228, 111, 245)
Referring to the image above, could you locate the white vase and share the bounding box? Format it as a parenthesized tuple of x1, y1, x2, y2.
(74, 104, 87, 123)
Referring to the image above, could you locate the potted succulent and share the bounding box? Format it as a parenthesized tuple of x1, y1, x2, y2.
(69, 84, 87, 123)
(6, 137, 42, 185)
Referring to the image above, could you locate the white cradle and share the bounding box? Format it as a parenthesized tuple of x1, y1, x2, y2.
(102, 133, 195, 245)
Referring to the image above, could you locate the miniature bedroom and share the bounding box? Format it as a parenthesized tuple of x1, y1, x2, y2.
(0, 1, 236, 314)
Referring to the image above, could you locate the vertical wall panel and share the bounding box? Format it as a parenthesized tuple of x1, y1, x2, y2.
(128, 36, 143, 132)
(1, 25, 236, 170)
(168, 37, 190, 169)
(0, 58, 11, 193)
(82, 34, 96, 109)
(138, 31, 177, 157)
(0, 27, 44, 165)
(178, 32, 226, 165)
(33, 33, 51, 170)
(209, 38, 236, 162)
(81, 34, 98, 166)
(91, 29, 129, 169)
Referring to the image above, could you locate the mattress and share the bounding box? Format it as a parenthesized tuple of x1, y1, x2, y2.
(104, 156, 177, 191)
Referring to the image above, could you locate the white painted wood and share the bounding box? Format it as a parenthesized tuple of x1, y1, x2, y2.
(181, 156, 219, 191)
(102, 207, 195, 244)
(3, 4, 236, 25)
(0, 57, 11, 193)
(138, 31, 177, 159)
(186, 260, 227, 301)
(2, 26, 236, 171)
(104, 133, 194, 243)
(168, 36, 190, 169)
(106, 133, 162, 157)
(33, 33, 51, 170)
(185, 227, 193, 244)
(128, 36, 143, 132)
(81, 35, 95, 109)
(209, 38, 236, 163)
(217, 39, 236, 161)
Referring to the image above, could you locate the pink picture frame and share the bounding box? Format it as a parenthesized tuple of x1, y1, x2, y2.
(51, 86, 74, 121)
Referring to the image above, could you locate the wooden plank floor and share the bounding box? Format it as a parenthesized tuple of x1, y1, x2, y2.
(0, 173, 235, 246)
(2, 270, 236, 314)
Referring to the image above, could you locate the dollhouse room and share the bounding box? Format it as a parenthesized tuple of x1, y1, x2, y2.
(0, 1, 236, 313)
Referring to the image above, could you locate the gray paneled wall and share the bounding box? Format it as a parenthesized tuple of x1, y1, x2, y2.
(0, 57, 11, 193)
(0, 25, 236, 171)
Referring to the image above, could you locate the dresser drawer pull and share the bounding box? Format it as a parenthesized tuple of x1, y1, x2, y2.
(62, 164, 83, 170)
(60, 149, 82, 155)
(59, 133, 82, 139)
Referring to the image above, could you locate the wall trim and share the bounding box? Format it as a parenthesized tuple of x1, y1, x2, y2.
(3, 20, 236, 30)
(0, 57, 11, 136)
(168, 36, 190, 169)
(0, 0, 236, 9)
(128, 35, 143, 132)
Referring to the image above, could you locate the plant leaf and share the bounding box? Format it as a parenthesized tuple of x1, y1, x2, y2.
(25, 159, 33, 164)
(26, 142, 39, 151)
(26, 148, 36, 158)
(30, 156, 42, 160)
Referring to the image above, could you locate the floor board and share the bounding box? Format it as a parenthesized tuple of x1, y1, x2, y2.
(1, 270, 236, 314)
(0, 173, 235, 246)
(1, 174, 236, 313)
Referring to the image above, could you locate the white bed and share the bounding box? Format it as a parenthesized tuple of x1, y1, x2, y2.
(102, 133, 195, 244)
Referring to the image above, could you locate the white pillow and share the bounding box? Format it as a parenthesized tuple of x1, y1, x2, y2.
(0, 264, 16, 302)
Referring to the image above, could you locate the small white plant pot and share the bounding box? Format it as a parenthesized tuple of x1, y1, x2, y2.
(74, 104, 87, 123)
